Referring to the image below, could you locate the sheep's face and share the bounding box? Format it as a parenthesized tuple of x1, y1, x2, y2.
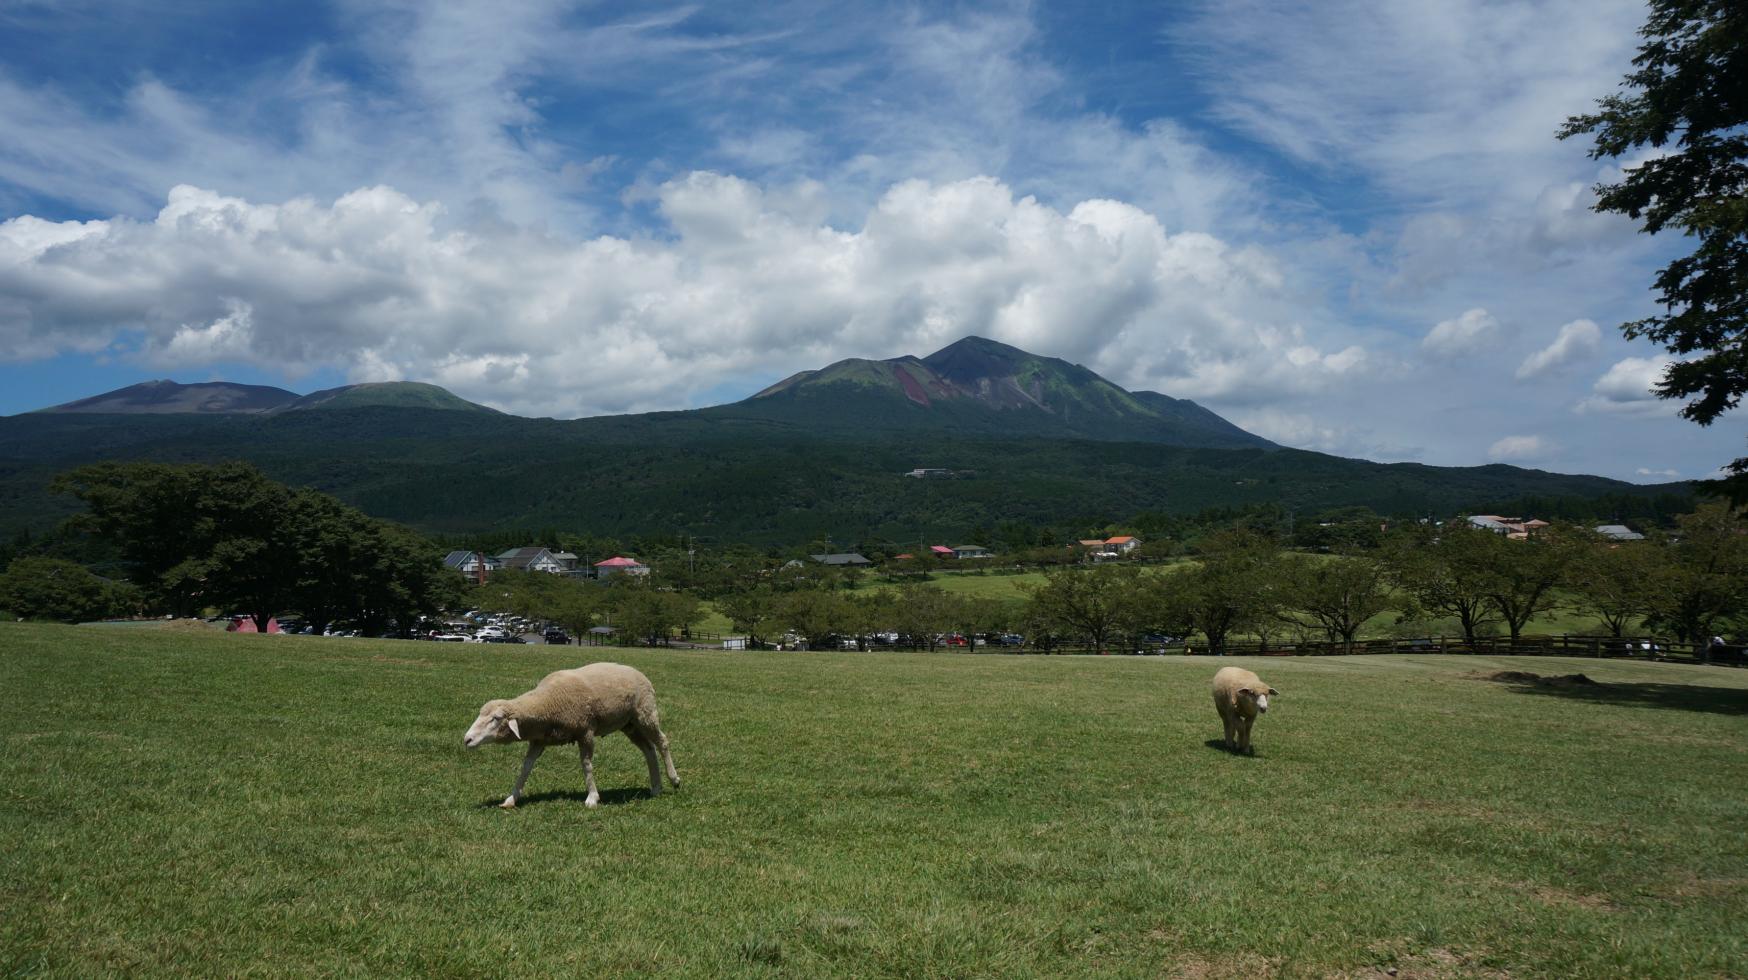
(1239, 686, 1278, 713)
(463, 700, 522, 748)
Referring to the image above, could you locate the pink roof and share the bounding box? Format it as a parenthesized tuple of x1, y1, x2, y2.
(595, 556, 646, 567)
(930, 545, 955, 554)
(1106, 535, 1137, 544)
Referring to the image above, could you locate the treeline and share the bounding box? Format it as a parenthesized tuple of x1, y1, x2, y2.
(1023, 507, 1745, 653)
(1, 462, 459, 629)
(466, 506, 1746, 654)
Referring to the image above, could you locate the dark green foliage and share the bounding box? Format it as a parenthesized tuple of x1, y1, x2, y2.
(0, 556, 134, 622)
(1643, 502, 1748, 644)
(0, 407, 1690, 546)
(1561, 0, 1748, 500)
(1275, 553, 1395, 651)
(1150, 531, 1278, 654)
(1387, 527, 1509, 644)
(53, 462, 454, 631)
(1021, 565, 1150, 653)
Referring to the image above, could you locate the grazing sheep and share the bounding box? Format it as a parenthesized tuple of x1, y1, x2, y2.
(462, 662, 680, 808)
(1212, 666, 1278, 755)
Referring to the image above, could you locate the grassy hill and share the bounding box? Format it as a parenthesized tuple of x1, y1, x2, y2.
(3, 622, 1745, 976)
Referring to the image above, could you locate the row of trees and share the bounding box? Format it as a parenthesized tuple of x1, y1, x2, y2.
(39, 462, 459, 631)
(1024, 504, 1748, 653)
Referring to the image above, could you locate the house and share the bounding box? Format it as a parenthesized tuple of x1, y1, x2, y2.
(1076, 539, 1106, 551)
(549, 551, 582, 573)
(1105, 535, 1141, 554)
(1467, 516, 1548, 538)
(496, 546, 570, 575)
(929, 545, 957, 558)
(1595, 524, 1646, 541)
(594, 555, 650, 579)
(951, 544, 991, 560)
(811, 553, 873, 566)
(893, 553, 915, 560)
(443, 550, 502, 582)
(905, 468, 951, 478)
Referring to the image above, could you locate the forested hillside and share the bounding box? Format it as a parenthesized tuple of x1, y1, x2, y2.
(0, 406, 1690, 544)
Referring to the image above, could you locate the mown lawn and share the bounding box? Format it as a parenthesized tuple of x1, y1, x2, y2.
(4, 622, 1746, 977)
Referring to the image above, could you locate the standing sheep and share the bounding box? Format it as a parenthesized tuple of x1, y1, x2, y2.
(1212, 666, 1278, 755)
(462, 662, 680, 808)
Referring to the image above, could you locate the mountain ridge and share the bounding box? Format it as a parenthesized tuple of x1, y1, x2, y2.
(736, 336, 1272, 448)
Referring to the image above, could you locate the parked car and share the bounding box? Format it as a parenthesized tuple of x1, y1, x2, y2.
(543, 627, 569, 645)
(482, 634, 527, 644)
(430, 632, 469, 642)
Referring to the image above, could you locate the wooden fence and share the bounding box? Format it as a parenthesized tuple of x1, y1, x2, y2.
(1006, 635, 1743, 665)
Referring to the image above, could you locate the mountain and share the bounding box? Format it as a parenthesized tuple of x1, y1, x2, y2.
(40, 380, 299, 414)
(271, 382, 500, 414)
(37, 379, 497, 416)
(0, 336, 1692, 543)
(726, 336, 1271, 448)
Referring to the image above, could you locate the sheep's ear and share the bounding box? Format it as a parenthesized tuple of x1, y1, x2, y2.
(505, 718, 522, 740)
(1268, 688, 1279, 696)
(1238, 687, 1253, 697)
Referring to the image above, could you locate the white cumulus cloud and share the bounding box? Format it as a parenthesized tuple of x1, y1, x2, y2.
(1487, 434, 1551, 462)
(0, 177, 1370, 418)
(1515, 318, 1601, 379)
(1575, 355, 1677, 416)
(1422, 308, 1500, 358)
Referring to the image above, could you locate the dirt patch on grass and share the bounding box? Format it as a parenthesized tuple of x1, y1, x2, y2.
(1530, 885, 1616, 911)
(1473, 670, 1597, 687)
(1165, 952, 1281, 979)
(1652, 871, 1748, 903)
(1352, 942, 1511, 979)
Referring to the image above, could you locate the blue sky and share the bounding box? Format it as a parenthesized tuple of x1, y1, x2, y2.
(0, 0, 1738, 482)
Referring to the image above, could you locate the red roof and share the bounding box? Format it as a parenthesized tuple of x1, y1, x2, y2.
(894, 553, 914, 560)
(930, 545, 955, 555)
(595, 556, 645, 567)
(1107, 535, 1137, 544)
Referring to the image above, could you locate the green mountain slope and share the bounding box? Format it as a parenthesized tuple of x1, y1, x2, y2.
(38, 380, 299, 414)
(272, 381, 500, 414)
(735, 336, 1272, 448)
(0, 407, 1689, 544)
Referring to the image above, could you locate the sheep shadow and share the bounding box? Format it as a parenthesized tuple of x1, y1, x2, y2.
(1497, 678, 1748, 716)
(473, 787, 653, 810)
(1202, 739, 1259, 757)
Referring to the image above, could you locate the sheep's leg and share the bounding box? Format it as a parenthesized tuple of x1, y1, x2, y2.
(578, 731, 600, 808)
(626, 728, 663, 797)
(503, 743, 545, 808)
(1237, 716, 1254, 755)
(655, 728, 680, 788)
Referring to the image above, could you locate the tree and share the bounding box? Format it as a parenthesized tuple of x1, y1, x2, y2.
(1560, 1, 1748, 501)
(0, 556, 134, 622)
(1566, 536, 1664, 636)
(1149, 530, 1279, 654)
(1386, 526, 1503, 644)
(1643, 502, 1748, 647)
(1022, 566, 1148, 653)
(56, 461, 454, 632)
(1478, 530, 1580, 643)
(608, 587, 701, 646)
(1276, 553, 1394, 652)
(55, 461, 299, 630)
(884, 583, 957, 651)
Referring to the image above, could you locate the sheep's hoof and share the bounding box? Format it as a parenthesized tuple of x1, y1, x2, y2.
(584, 796, 600, 809)
(499, 796, 518, 809)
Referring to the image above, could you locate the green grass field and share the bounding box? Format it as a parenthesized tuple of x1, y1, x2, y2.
(5, 622, 1746, 977)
